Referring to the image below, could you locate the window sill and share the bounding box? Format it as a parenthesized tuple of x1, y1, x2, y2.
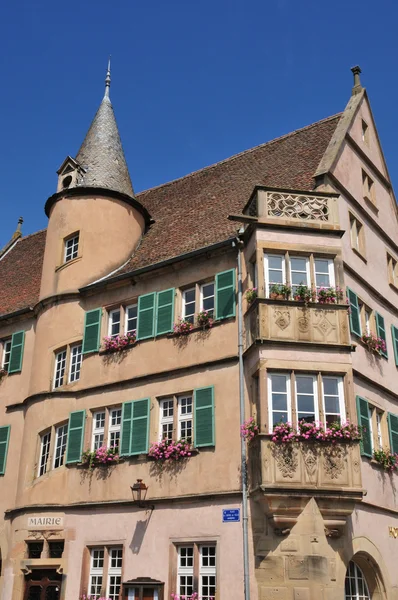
(55, 255, 82, 272)
(352, 247, 367, 263)
(166, 317, 234, 338)
(364, 196, 379, 215)
(245, 297, 349, 315)
(389, 282, 398, 295)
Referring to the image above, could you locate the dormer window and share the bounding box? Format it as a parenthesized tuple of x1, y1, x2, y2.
(64, 233, 79, 263)
(361, 119, 369, 145)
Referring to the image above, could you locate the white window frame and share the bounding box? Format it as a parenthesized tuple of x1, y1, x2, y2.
(108, 407, 122, 450)
(364, 308, 371, 335)
(53, 423, 68, 469)
(64, 233, 79, 263)
(295, 374, 319, 424)
(92, 411, 106, 450)
(107, 547, 123, 600)
(314, 258, 335, 291)
(108, 309, 121, 337)
(321, 376, 345, 426)
(1, 339, 12, 372)
(376, 411, 383, 449)
(345, 561, 371, 600)
(89, 548, 105, 600)
(125, 304, 138, 334)
(182, 287, 196, 324)
(69, 343, 82, 383)
(264, 253, 286, 297)
(178, 546, 194, 598)
(178, 394, 193, 441)
(289, 255, 311, 294)
(38, 431, 51, 477)
(200, 281, 215, 316)
(53, 349, 67, 389)
(267, 373, 291, 433)
(159, 398, 174, 442)
(199, 545, 217, 600)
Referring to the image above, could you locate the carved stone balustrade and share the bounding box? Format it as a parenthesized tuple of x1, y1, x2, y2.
(249, 436, 363, 536)
(244, 187, 340, 230)
(245, 299, 350, 349)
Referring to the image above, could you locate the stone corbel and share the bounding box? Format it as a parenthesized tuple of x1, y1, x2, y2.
(21, 565, 32, 575)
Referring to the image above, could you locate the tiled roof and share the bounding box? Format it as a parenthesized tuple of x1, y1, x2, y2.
(118, 113, 341, 275)
(0, 230, 46, 317)
(0, 113, 341, 316)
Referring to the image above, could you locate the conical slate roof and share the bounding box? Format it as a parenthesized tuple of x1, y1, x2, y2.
(74, 69, 134, 198)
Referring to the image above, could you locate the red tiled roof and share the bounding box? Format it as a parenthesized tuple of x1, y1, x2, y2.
(122, 114, 341, 274)
(0, 114, 341, 316)
(0, 230, 46, 317)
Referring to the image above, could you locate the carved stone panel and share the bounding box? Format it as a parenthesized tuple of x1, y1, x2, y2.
(319, 445, 349, 486)
(270, 307, 295, 340)
(312, 309, 338, 344)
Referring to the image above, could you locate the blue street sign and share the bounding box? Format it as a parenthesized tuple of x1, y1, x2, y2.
(222, 509, 240, 522)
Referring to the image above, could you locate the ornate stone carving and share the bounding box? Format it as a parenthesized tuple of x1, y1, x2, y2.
(297, 316, 310, 333)
(302, 445, 318, 478)
(267, 192, 330, 222)
(273, 444, 298, 478)
(323, 445, 347, 479)
(274, 309, 291, 331)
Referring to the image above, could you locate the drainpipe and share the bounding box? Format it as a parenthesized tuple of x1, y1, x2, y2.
(233, 235, 251, 600)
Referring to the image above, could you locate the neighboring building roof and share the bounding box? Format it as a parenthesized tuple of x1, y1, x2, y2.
(0, 230, 46, 317)
(74, 94, 134, 198)
(0, 113, 341, 317)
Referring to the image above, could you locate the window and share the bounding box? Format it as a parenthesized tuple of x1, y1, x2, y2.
(108, 309, 121, 337)
(64, 233, 79, 263)
(38, 431, 51, 476)
(267, 372, 345, 432)
(108, 407, 122, 450)
(89, 547, 123, 600)
(89, 548, 105, 600)
(178, 395, 193, 442)
(290, 256, 310, 295)
(358, 300, 373, 336)
(200, 281, 215, 318)
(160, 398, 174, 442)
(27, 541, 44, 559)
(182, 288, 196, 324)
(53, 349, 67, 389)
(49, 540, 64, 558)
(92, 411, 106, 450)
(177, 544, 216, 600)
(361, 119, 369, 145)
(126, 304, 138, 334)
(264, 252, 336, 298)
(387, 253, 398, 288)
(362, 170, 375, 205)
(69, 344, 82, 383)
(1, 339, 11, 372)
(53, 423, 68, 468)
(53, 343, 83, 389)
(345, 561, 370, 600)
(349, 214, 366, 258)
(375, 411, 383, 449)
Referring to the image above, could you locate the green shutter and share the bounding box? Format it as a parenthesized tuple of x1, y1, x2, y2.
(82, 309, 102, 354)
(0, 426, 11, 475)
(120, 401, 133, 456)
(375, 312, 388, 358)
(391, 325, 398, 367)
(215, 269, 236, 320)
(346, 288, 361, 337)
(194, 386, 215, 447)
(156, 288, 175, 335)
(137, 293, 156, 340)
(356, 396, 372, 458)
(388, 413, 398, 454)
(8, 331, 25, 373)
(131, 398, 150, 455)
(65, 410, 85, 464)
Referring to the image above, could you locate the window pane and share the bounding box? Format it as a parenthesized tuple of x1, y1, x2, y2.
(272, 411, 288, 426)
(272, 393, 288, 411)
(315, 259, 329, 273)
(271, 375, 287, 393)
(184, 289, 195, 304)
(324, 396, 340, 414)
(296, 376, 313, 394)
(126, 305, 138, 333)
(292, 272, 307, 285)
(69, 344, 82, 383)
(268, 256, 283, 270)
(290, 257, 307, 272)
(315, 273, 330, 287)
(323, 378, 338, 396)
(54, 424, 68, 468)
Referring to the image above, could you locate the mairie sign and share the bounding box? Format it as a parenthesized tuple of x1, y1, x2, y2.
(28, 516, 64, 529)
(222, 509, 240, 522)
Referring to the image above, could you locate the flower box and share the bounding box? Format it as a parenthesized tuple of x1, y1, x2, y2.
(361, 333, 387, 355)
(373, 448, 398, 472)
(80, 445, 119, 469)
(196, 310, 213, 329)
(241, 417, 259, 442)
(245, 288, 258, 304)
(271, 420, 361, 444)
(173, 318, 194, 335)
(148, 439, 193, 461)
(102, 332, 136, 352)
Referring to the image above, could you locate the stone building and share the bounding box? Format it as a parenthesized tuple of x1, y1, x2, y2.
(0, 65, 398, 600)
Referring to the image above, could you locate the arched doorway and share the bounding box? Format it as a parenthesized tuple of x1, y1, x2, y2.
(345, 561, 371, 599)
(23, 570, 62, 600)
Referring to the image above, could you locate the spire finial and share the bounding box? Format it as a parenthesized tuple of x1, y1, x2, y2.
(351, 65, 363, 95)
(12, 217, 23, 240)
(104, 56, 111, 98)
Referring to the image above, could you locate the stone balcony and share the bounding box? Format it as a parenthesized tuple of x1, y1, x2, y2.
(243, 187, 340, 231)
(249, 436, 363, 536)
(245, 298, 351, 350)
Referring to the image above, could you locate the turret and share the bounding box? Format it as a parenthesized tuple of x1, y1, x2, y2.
(39, 61, 149, 299)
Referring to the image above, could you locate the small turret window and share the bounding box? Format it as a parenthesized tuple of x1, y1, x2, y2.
(62, 175, 72, 189)
(64, 233, 79, 263)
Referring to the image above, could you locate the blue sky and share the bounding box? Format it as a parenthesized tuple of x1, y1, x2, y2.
(1, 0, 397, 246)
